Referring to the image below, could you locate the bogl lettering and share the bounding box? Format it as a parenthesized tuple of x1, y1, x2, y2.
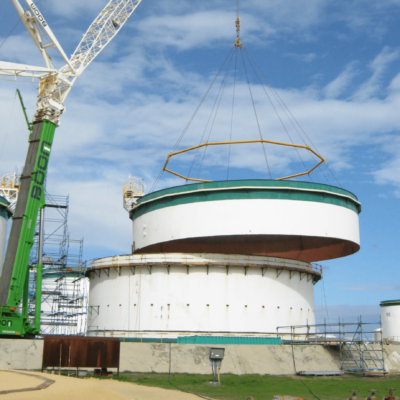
(31, 141, 51, 201)
(30, 3, 48, 28)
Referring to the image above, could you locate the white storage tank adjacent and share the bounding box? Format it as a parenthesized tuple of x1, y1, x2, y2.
(381, 300, 400, 341)
(0, 197, 12, 277)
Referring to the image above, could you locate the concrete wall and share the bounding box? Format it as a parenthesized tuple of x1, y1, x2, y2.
(384, 343, 400, 372)
(120, 343, 340, 375)
(3, 339, 400, 375)
(0, 340, 338, 374)
(0, 339, 43, 370)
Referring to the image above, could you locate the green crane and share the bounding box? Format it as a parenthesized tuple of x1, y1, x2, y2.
(0, 0, 143, 337)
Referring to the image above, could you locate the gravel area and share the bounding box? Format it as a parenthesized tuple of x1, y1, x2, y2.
(0, 370, 203, 399)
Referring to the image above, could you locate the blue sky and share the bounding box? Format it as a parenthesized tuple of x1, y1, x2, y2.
(1, 0, 400, 324)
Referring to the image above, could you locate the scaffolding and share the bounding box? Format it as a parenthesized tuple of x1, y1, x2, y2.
(28, 192, 88, 335)
(277, 317, 385, 374)
(122, 175, 146, 212)
(0, 172, 20, 212)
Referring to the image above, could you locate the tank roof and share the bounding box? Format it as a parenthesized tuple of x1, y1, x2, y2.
(132, 179, 361, 220)
(0, 196, 12, 218)
(380, 300, 400, 307)
(144, 179, 359, 202)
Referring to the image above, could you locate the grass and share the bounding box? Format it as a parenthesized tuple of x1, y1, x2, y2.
(86, 372, 400, 400)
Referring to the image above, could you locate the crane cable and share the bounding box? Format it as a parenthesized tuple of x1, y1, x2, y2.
(150, 48, 235, 193)
(243, 48, 341, 187)
(152, 0, 336, 190)
(227, 50, 238, 180)
(242, 47, 312, 182)
(240, 46, 273, 179)
(172, 48, 234, 153)
(186, 48, 235, 180)
(0, 0, 46, 52)
(196, 49, 236, 179)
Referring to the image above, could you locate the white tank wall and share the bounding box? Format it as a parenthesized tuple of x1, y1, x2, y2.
(132, 199, 360, 253)
(381, 304, 400, 340)
(0, 212, 8, 278)
(88, 264, 316, 336)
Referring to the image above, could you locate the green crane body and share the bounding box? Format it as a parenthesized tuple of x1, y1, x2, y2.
(0, 118, 56, 337)
(0, 0, 143, 338)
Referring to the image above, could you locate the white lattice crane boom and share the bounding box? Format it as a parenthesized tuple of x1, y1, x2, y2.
(65, 0, 140, 76)
(1, 0, 142, 124)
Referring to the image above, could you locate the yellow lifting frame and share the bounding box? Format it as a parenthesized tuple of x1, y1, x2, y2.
(162, 139, 326, 183)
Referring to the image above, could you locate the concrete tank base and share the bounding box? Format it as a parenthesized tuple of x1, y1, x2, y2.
(87, 253, 321, 337)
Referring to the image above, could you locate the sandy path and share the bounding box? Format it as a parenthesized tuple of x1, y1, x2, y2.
(0, 370, 206, 399)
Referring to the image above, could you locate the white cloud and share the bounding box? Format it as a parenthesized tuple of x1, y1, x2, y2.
(246, 0, 328, 30)
(135, 11, 273, 51)
(353, 46, 400, 101)
(286, 53, 316, 63)
(315, 304, 380, 325)
(324, 61, 357, 98)
(40, 0, 103, 20)
(338, 282, 400, 291)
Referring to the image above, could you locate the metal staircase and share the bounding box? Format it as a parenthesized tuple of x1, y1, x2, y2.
(340, 321, 385, 373)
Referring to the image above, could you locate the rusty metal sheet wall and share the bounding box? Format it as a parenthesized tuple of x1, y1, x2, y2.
(42, 336, 120, 370)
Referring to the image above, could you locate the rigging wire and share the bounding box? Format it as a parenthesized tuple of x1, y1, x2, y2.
(196, 48, 236, 179)
(242, 47, 312, 182)
(239, 47, 272, 179)
(172, 48, 234, 153)
(227, 50, 238, 180)
(244, 48, 327, 184)
(152, 0, 332, 189)
(0, 19, 21, 51)
(0, 0, 45, 51)
(150, 48, 234, 193)
(243, 48, 340, 187)
(186, 49, 235, 180)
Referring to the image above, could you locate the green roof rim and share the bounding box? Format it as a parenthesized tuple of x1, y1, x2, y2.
(138, 179, 358, 204)
(380, 300, 400, 307)
(130, 180, 361, 221)
(0, 196, 12, 219)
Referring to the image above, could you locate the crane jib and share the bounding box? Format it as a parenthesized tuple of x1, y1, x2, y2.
(28, 2, 48, 28)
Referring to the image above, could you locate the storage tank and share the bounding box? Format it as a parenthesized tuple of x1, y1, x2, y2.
(87, 253, 321, 337)
(87, 179, 361, 338)
(380, 300, 400, 341)
(0, 196, 12, 277)
(130, 180, 361, 262)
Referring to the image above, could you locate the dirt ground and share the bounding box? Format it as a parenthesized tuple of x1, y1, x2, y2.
(0, 370, 203, 399)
